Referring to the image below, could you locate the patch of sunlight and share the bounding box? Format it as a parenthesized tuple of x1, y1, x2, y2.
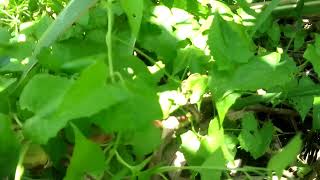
(151, 6, 193, 32)
(161, 116, 180, 138)
(0, 0, 8, 7)
(181, 131, 201, 153)
(260, 52, 281, 66)
(237, 8, 256, 27)
(158, 90, 187, 118)
(257, 89, 267, 96)
(21, 58, 29, 65)
(17, 34, 26, 42)
(147, 61, 165, 74)
(277, 47, 284, 54)
(173, 151, 186, 167)
(126, 67, 134, 75)
(19, 22, 34, 31)
(151, 6, 174, 31)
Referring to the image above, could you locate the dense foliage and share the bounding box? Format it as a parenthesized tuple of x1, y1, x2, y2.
(1, 0, 320, 179)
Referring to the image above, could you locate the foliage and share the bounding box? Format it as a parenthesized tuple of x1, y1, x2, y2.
(1, 0, 320, 179)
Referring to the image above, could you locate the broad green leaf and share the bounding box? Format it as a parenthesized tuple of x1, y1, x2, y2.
(37, 39, 106, 72)
(313, 96, 320, 130)
(64, 125, 105, 180)
(268, 134, 302, 177)
(120, 0, 143, 37)
(210, 53, 297, 96)
(94, 78, 162, 132)
(0, 114, 20, 178)
(22, 61, 129, 144)
(238, 114, 274, 159)
(208, 13, 254, 70)
(289, 77, 314, 121)
(199, 148, 225, 180)
(304, 34, 320, 76)
(231, 54, 296, 91)
(19, 74, 72, 113)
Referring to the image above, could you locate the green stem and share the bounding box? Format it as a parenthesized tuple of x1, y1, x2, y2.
(115, 150, 135, 173)
(14, 141, 31, 180)
(106, 0, 115, 83)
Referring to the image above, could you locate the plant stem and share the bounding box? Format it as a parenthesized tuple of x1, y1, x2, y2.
(106, 0, 115, 83)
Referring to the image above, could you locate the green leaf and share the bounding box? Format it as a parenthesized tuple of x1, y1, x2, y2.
(120, 0, 143, 37)
(231, 54, 296, 90)
(289, 77, 314, 121)
(94, 78, 162, 132)
(210, 53, 297, 95)
(250, 0, 280, 36)
(0, 114, 20, 178)
(215, 92, 240, 123)
(21, 61, 129, 144)
(64, 125, 105, 180)
(304, 34, 320, 76)
(238, 114, 274, 159)
(208, 13, 254, 70)
(267, 21, 280, 44)
(313, 96, 320, 130)
(19, 74, 72, 113)
(267, 134, 302, 177)
(294, 31, 306, 50)
(199, 148, 226, 180)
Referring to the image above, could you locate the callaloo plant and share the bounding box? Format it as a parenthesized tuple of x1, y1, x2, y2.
(1, 0, 320, 179)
